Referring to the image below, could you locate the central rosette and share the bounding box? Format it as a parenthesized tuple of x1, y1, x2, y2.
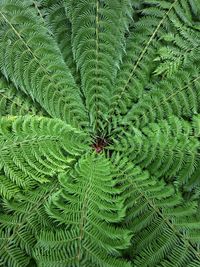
(92, 137, 108, 153)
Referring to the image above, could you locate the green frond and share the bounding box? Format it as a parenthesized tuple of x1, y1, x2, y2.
(111, 155, 200, 266)
(153, 23, 200, 77)
(0, 182, 58, 267)
(106, 0, 178, 122)
(65, 0, 132, 132)
(0, 75, 47, 116)
(0, 0, 88, 128)
(33, 153, 132, 267)
(0, 115, 89, 191)
(33, 0, 80, 84)
(0, 239, 30, 267)
(106, 0, 200, 132)
(0, 174, 20, 199)
(123, 66, 200, 129)
(110, 116, 200, 189)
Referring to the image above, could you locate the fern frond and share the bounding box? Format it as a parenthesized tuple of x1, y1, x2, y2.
(0, 174, 20, 199)
(0, 182, 58, 267)
(0, 115, 88, 190)
(0, 75, 47, 116)
(107, 0, 200, 132)
(110, 116, 200, 188)
(65, 0, 132, 131)
(34, 0, 80, 84)
(153, 20, 200, 77)
(123, 66, 200, 129)
(0, 0, 88, 128)
(33, 153, 132, 267)
(107, 0, 178, 122)
(111, 155, 200, 266)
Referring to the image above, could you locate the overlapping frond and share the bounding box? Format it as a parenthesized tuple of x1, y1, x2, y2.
(123, 66, 200, 129)
(34, 0, 80, 84)
(153, 24, 200, 77)
(0, 0, 88, 128)
(110, 116, 200, 189)
(0, 115, 88, 196)
(0, 174, 20, 200)
(65, 0, 132, 131)
(0, 75, 47, 116)
(0, 182, 58, 267)
(34, 153, 131, 267)
(111, 154, 200, 266)
(106, 0, 200, 132)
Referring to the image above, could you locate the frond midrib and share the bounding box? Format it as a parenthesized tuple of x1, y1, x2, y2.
(126, 174, 200, 261)
(107, 0, 179, 123)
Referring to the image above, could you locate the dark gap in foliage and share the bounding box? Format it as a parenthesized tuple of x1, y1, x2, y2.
(27, 258, 37, 267)
(40, 155, 46, 160)
(7, 125, 12, 132)
(60, 147, 68, 157)
(106, 148, 114, 158)
(92, 136, 109, 153)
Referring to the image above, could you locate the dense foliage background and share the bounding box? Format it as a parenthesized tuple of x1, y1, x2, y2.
(0, 0, 200, 266)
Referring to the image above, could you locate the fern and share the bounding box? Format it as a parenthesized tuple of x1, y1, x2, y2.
(0, 75, 47, 117)
(111, 155, 200, 266)
(0, 115, 88, 194)
(110, 115, 200, 189)
(34, 0, 80, 83)
(0, 0, 88, 128)
(0, 0, 200, 266)
(0, 182, 58, 267)
(34, 154, 131, 267)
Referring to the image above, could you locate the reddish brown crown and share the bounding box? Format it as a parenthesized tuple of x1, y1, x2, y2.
(92, 137, 108, 153)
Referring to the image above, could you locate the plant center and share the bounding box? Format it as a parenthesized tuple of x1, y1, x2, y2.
(92, 137, 108, 153)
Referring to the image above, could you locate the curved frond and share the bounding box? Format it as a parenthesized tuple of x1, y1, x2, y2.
(110, 116, 200, 189)
(0, 115, 88, 190)
(34, 153, 132, 267)
(0, 0, 88, 128)
(66, 0, 132, 131)
(111, 155, 200, 266)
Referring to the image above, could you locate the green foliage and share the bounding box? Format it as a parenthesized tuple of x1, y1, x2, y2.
(0, 75, 47, 117)
(0, 115, 88, 195)
(0, 0, 88, 128)
(34, 154, 131, 267)
(0, 0, 200, 266)
(111, 115, 200, 189)
(34, 0, 80, 83)
(111, 155, 200, 266)
(65, 0, 132, 131)
(0, 182, 58, 267)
